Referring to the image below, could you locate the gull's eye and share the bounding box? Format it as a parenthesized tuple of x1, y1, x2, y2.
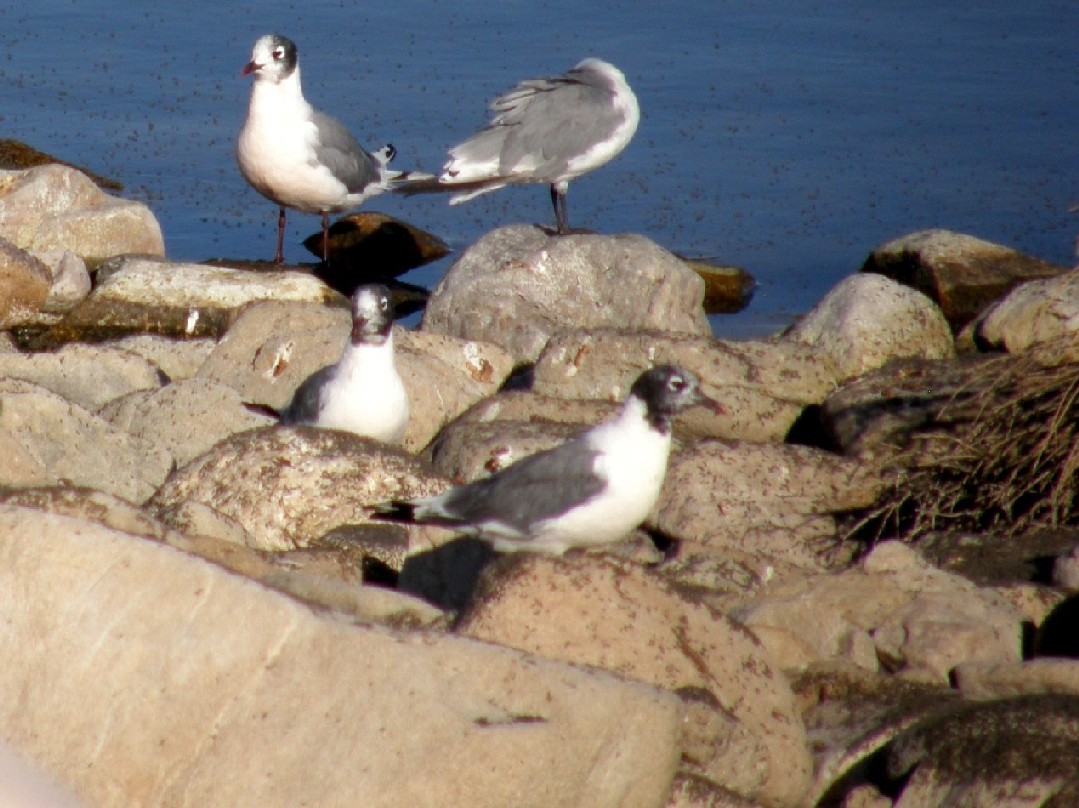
(669, 376, 687, 392)
(272, 47, 285, 61)
(380, 296, 389, 311)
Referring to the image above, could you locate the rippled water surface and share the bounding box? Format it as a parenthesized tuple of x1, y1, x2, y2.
(2, 1, 1076, 337)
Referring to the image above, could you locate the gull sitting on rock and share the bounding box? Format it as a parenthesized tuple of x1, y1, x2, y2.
(376, 365, 720, 554)
(276, 284, 409, 444)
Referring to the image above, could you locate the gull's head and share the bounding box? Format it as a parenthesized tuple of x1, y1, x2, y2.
(350, 284, 395, 345)
(629, 365, 724, 432)
(241, 34, 298, 83)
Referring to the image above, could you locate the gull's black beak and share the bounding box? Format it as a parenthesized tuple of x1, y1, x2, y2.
(241, 61, 260, 78)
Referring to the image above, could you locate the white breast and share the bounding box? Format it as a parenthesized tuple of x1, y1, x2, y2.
(316, 335, 410, 444)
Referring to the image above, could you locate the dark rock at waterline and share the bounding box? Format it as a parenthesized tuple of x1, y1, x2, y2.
(863, 229, 1068, 330)
(302, 212, 450, 292)
(679, 257, 755, 315)
(0, 139, 123, 192)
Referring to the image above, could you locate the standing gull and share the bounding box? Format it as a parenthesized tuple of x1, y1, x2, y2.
(279, 284, 410, 444)
(237, 34, 413, 263)
(376, 365, 720, 555)
(399, 58, 640, 234)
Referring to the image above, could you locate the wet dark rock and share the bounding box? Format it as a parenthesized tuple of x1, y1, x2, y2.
(678, 257, 755, 315)
(302, 211, 450, 294)
(0, 139, 123, 191)
(863, 229, 1068, 330)
(1034, 593, 1079, 659)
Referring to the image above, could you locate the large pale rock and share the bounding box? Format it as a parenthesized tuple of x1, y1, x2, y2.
(150, 427, 448, 551)
(101, 378, 270, 466)
(0, 342, 164, 411)
(0, 164, 164, 258)
(39, 257, 341, 345)
(0, 741, 84, 808)
(0, 236, 50, 327)
(533, 331, 839, 441)
(0, 508, 683, 808)
(862, 228, 1067, 328)
(972, 267, 1079, 353)
(785, 273, 955, 382)
(422, 225, 710, 364)
(654, 441, 881, 571)
(200, 299, 513, 451)
(0, 379, 173, 502)
(429, 418, 587, 483)
(459, 555, 814, 808)
(953, 658, 1079, 700)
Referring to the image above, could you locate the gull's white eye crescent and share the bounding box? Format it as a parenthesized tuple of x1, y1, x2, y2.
(273, 47, 285, 61)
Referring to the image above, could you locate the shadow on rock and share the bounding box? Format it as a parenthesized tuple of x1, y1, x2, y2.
(397, 537, 499, 612)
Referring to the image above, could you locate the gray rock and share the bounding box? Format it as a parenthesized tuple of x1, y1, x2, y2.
(422, 225, 710, 364)
(100, 378, 270, 467)
(0, 342, 164, 411)
(862, 228, 1067, 329)
(0, 164, 164, 258)
(105, 334, 217, 382)
(0, 507, 683, 808)
(532, 331, 839, 441)
(784, 273, 956, 382)
(0, 379, 173, 502)
(37, 257, 342, 345)
(32, 249, 91, 313)
(972, 266, 1079, 353)
(150, 427, 448, 551)
(428, 419, 584, 484)
(0, 237, 50, 328)
(458, 555, 814, 807)
(882, 695, 1079, 806)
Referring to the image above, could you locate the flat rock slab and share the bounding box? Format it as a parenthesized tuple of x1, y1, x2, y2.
(0, 508, 683, 808)
(34, 258, 342, 346)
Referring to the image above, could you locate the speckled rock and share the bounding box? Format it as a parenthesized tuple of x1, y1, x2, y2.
(100, 378, 270, 466)
(0, 237, 50, 328)
(971, 266, 1079, 353)
(105, 334, 217, 382)
(0, 164, 164, 258)
(532, 331, 839, 442)
(0, 342, 164, 411)
(150, 427, 448, 551)
(784, 273, 956, 382)
(653, 440, 880, 571)
(0, 379, 173, 503)
(459, 555, 814, 808)
(422, 225, 710, 364)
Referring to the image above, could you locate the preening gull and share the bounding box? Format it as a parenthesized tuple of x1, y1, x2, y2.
(399, 58, 640, 234)
(376, 365, 719, 555)
(237, 34, 415, 263)
(279, 284, 409, 444)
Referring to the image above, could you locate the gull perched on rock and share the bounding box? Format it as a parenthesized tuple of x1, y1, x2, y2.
(399, 58, 640, 234)
(237, 34, 417, 263)
(376, 365, 720, 554)
(279, 284, 409, 444)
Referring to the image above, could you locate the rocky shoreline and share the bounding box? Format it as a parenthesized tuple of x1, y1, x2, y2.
(1, 160, 1078, 807)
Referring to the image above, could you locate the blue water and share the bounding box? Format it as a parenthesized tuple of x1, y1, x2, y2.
(1, 1, 1076, 338)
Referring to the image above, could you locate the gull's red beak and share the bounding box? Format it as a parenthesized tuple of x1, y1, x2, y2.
(241, 61, 260, 78)
(697, 390, 726, 416)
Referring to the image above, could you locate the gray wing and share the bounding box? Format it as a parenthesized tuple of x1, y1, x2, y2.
(439, 438, 606, 534)
(280, 364, 336, 425)
(309, 110, 382, 193)
(453, 73, 623, 180)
